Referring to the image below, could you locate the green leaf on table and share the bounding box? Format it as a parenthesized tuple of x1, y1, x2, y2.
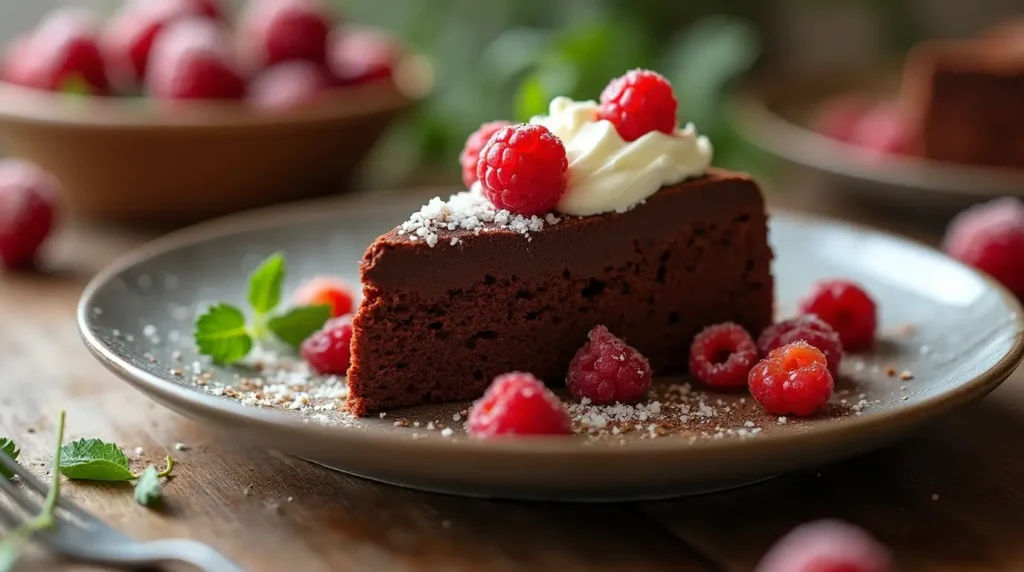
(194, 303, 253, 364)
(0, 439, 19, 479)
(247, 253, 286, 316)
(133, 466, 162, 508)
(59, 438, 136, 481)
(267, 305, 332, 348)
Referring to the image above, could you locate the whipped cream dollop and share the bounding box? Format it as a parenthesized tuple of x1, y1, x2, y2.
(529, 96, 713, 216)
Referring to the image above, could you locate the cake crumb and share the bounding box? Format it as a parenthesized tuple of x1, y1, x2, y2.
(932, 493, 940, 501)
(379, 412, 387, 418)
(441, 428, 454, 438)
(777, 416, 788, 424)
(452, 413, 462, 422)
(899, 370, 914, 381)
(885, 366, 896, 377)
(174, 442, 188, 451)
(133, 447, 144, 456)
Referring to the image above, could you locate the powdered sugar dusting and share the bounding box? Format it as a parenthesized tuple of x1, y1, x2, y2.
(396, 185, 561, 247)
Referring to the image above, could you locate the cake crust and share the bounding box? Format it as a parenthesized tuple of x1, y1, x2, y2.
(346, 167, 774, 416)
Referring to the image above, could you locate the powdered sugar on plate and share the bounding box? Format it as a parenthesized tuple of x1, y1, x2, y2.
(395, 185, 561, 247)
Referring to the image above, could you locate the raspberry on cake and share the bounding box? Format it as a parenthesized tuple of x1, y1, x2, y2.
(345, 69, 773, 416)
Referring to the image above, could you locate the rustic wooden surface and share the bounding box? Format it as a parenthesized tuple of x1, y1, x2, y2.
(2, 175, 1023, 572)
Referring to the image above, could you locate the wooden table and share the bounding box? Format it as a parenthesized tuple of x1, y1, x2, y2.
(3, 177, 1023, 572)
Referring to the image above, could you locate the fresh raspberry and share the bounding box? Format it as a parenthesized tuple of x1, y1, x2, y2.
(248, 61, 333, 110)
(293, 276, 356, 317)
(748, 341, 834, 416)
(688, 322, 758, 389)
(328, 27, 398, 86)
(459, 120, 511, 188)
(756, 520, 892, 572)
(812, 94, 871, 143)
(476, 123, 568, 216)
(146, 18, 245, 101)
(0, 160, 59, 270)
(757, 315, 843, 379)
(567, 325, 652, 405)
(943, 197, 1024, 298)
(4, 9, 110, 95)
(300, 315, 354, 375)
(239, 0, 332, 71)
(102, 0, 201, 87)
(596, 69, 677, 142)
(850, 103, 913, 156)
(798, 280, 877, 351)
(467, 372, 572, 438)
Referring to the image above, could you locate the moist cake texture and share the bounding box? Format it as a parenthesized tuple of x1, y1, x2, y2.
(346, 167, 774, 416)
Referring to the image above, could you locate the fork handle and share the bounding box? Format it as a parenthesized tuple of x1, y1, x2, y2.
(122, 539, 246, 572)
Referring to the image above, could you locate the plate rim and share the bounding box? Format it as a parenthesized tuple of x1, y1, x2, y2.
(77, 192, 1024, 460)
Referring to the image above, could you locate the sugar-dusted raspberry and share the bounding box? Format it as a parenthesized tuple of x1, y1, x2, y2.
(146, 18, 245, 100)
(102, 0, 201, 87)
(467, 372, 572, 438)
(476, 123, 568, 216)
(293, 276, 355, 317)
(187, 0, 223, 20)
(567, 325, 652, 405)
(459, 120, 511, 188)
(328, 27, 398, 86)
(5, 9, 110, 95)
(812, 94, 871, 143)
(300, 315, 353, 375)
(757, 315, 843, 379)
(597, 69, 677, 142)
(748, 341, 834, 416)
(0, 159, 59, 270)
(798, 280, 877, 351)
(943, 197, 1024, 298)
(248, 61, 332, 110)
(688, 322, 758, 389)
(850, 102, 913, 156)
(756, 519, 892, 572)
(238, 0, 332, 71)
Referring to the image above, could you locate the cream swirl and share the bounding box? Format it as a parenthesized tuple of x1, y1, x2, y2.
(529, 96, 713, 216)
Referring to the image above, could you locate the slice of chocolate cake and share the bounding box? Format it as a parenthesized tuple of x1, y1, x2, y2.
(346, 167, 773, 416)
(900, 28, 1024, 169)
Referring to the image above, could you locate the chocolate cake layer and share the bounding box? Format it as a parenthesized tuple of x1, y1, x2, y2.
(901, 37, 1024, 169)
(346, 168, 774, 416)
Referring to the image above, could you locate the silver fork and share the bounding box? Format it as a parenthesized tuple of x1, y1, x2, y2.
(0, 452, 244, 571)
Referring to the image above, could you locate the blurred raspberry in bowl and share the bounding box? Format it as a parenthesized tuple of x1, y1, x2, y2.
(0, 1, 432, 224)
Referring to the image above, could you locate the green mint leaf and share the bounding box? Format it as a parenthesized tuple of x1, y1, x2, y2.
(266, 305, 332, 348)
(59, 438, 136, 482)
(59, 75, 92, 97)
(247, 253, 286, 316)
(134, 466, 162, 508)
(0, 411, 65, 571)
(194, 303, 253, 364)
(0, 438, 20, 479)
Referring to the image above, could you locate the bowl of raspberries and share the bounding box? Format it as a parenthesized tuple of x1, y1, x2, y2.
(0, 0, 431, 224)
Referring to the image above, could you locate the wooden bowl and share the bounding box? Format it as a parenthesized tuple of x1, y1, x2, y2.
(730, 65, 1024, 216)
(0, 56, 432, 225)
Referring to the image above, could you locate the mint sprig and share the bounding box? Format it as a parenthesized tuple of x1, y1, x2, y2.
(193, 253, 331, 364)
(0, 411, 65, 571)
(0, 439, 19, 479)
(59, 438, 173, 482)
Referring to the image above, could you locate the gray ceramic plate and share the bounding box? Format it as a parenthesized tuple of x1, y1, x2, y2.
(78, 193, 1024, 501)
(731, 65, 1024, 215)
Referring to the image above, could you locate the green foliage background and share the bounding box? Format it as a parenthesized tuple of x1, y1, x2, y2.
(333, 0, 774, 186)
